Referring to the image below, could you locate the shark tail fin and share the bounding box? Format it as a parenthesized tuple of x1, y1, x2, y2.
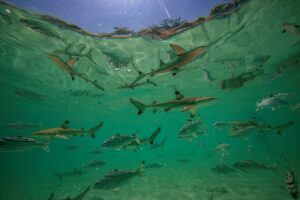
(160, 137, 167, 147)
(42, 142, 50, 153)
(54, 172, 63, 181)
(130, 98, 147, 115)
(148, 127, 162, 145)
(88, 121, 104, 138)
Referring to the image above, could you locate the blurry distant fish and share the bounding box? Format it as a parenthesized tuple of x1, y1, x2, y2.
(220, 68, 263, 90)
(178, 118, 206, 142)
(291, 102, 300, 112)
(93, 161, 144, 190)
(213, 121, 229, 130)
(176, 159, 190, 164)
(256, 93, 292, 111)
(202, 68, 215, 82)
(130, 90, 217, 117)
(15, 88, 45, 101)
(275, 53, 300, 77)
(233, 160, 278, 171)
(64, 145, 82, 151)
(118, 79, 157, 89)
(148, 44, 207, 76)
(149, 137, 167, 150)
(64, 185, 91, 200)
(285, 159, 298, 200)
(145, 163, 165, 169)
(282, 23, 300, 36)
(90, 149, 104, 155)
(32, 121, 103, 140)
(54, 168, 83, 181)
(0, 136, 49, 153)
(214, 142, 231, 160)
(5, 122, 42, 130)
(47, 193, 54, 200)
(83, 160, 106, 169)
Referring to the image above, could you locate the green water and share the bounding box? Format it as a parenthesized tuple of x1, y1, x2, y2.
(0, 0, 300, 199)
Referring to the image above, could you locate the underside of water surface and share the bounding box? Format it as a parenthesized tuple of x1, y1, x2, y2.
(0, 0, 300, 199)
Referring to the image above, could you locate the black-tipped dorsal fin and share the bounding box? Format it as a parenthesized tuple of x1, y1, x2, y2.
(60, 120, 69, 129)
(175, 90, 184, 100)
(170, 43, 186, 56)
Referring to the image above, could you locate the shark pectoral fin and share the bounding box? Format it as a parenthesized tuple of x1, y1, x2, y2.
(183, 106, 197, 117)
(55, 135, 70, 140)
(164, 107, 172, 112)
(174, 89, 184, 100)
(170, 43, 186, 56)
(60, 120, 69, 129)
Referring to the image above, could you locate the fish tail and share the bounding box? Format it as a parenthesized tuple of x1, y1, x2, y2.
(148, 127, 162, 145)
(274, 121, 295, 135)
(42, 142, 50, 153)
(129, 98, 147, 115)
(54, 172, 63, 181)
(88, 121, 104, 138)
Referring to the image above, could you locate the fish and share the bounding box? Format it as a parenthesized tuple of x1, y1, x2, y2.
(213, 121, 229, 129)
(149, 137, 167, 150)
(118, 79, 157, 89)
(32, 121, 103, 140)
(211, 164, 237, 174)
(233, 160, 278, 171)
(93, 161, 144, 190)
(275, 52, 300, 76)
(145, 163, 165, 169)
(202, 68, 215, 82)
(285, 159, 298, 199)
(282, 23, 300, 36)
(84, 160, 106, 168)
(220, 68, 262, 90)
(256, 93, 292, 111)
(291, 102, 300, 111)
(130, 90, 217, 117)
(5, 122, 42, 130)
(48, 185, 91, 200)
(215, 143, 231, 160)
(64, 145, 82, 151)
(102, 127, 161, 150)
(178, 118, 206, 142)
(90, 149, 104, 155)
(148, 44, 207, 76)
(54, 168, 83, 181)
(0, 136, 49, 153)
(15, 88, 45, 101)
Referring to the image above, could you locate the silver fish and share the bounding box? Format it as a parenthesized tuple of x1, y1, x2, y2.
(233, 160, 278, 171)
(94, 161, 144, 190)
(282, 23, 300, 36)
(5, 122, 42, 130)
(213, 121, 229, 129)
(54, 168, 83, 181)
(256, 93, 292, 111)
(178, 118, 206, 142)
(0, 136, 49, 153)
(84, 160, 106, 168)
(291, 102, 300, 112)
(101, 133, 140, 150)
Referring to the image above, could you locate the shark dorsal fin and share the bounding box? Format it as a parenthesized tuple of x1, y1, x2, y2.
(170, 43, 186, 56)
(60, 121, 69, 129)
(175, 90, 184, 100)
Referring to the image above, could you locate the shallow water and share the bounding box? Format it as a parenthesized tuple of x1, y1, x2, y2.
(0, 0, 300, 199)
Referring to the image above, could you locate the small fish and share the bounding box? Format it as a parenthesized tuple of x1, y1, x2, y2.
(213, 121, 229, 129)
(15, 88, 45, 101)
(285, 159, 298, 199)
(90, 149, 104, 155)
(215, 143, 231, 160)
(130, 90, 217, 117)
(291, 102, 300, 111)
(233, 160, 278, 171)
(145, 163, 165, 169)
(32, 121, 103, 140)
(94, 161, 144, 190)
(84, 160, 106, 168)
(64, 145, 82, 151)
(202, 68, 215, 82)
(64, 185, 91, 200)
(5, 122, 42, 130)
(178, 118, 206, 142)
(256, 93, 292, 111)
(0, 136, 49, 153)
(211, 164, 237, 174)
(282, 23, 300, 36)
(54, 168, 83, 181)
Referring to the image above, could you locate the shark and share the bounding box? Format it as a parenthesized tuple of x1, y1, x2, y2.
(32, 121, 103, 140)
(48, 185, 91, 200)
(130, 90, 217, 117)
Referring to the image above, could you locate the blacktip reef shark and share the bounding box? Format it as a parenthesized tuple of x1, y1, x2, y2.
(129, 43, 208, 86)
(32, 121, 103, 140)
(47, 185, 91, 200)
(130, 89, 217, 117)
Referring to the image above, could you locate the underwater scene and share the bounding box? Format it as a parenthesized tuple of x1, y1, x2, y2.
(0, 0, 300, 199)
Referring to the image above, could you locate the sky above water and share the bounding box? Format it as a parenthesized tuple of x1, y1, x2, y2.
(7, 0, 230, 33)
